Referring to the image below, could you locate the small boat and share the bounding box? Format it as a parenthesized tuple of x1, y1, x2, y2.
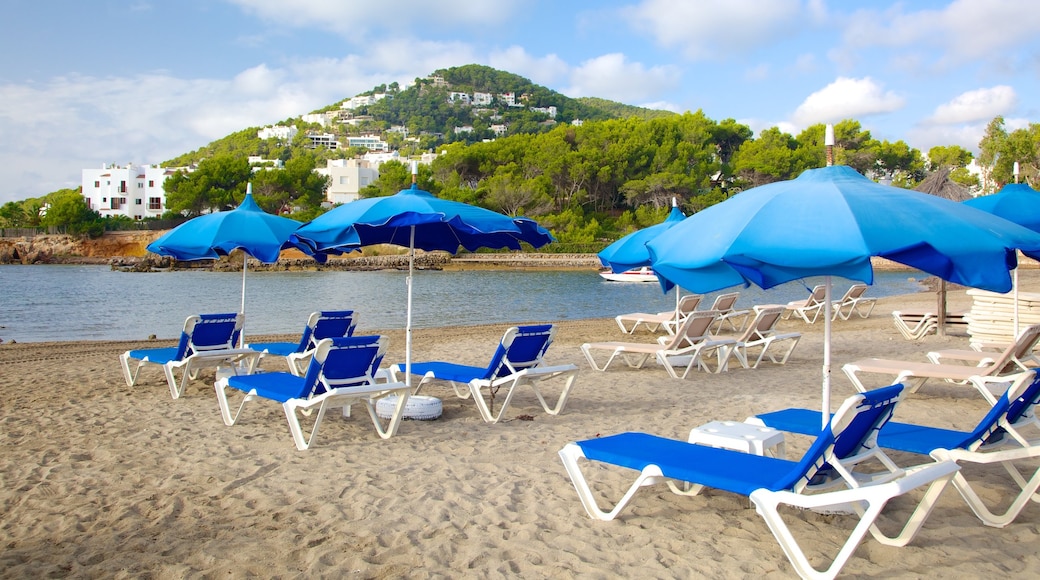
(599, 266, 659, 283)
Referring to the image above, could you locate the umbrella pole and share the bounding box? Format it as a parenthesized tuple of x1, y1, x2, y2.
(405, 226, 415, 388)
(240, 254, 248, 348)
(822, 277, 833, 428)
(1015, 267, 1020, 337)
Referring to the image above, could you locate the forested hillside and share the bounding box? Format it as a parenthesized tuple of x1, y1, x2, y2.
(6, 65, 1024, 250)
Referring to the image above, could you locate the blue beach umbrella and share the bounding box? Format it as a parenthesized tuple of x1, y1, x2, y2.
(646, 165, 1040, 424)
(598, 198, 686, 274)
(147, 183, 302, 341)
(964, 182, 1040, 333)
(291, 177, 554, 385)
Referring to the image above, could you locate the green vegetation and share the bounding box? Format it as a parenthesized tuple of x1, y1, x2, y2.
(8, 65, 1039, 247)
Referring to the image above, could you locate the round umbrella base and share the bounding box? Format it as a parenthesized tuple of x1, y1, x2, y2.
(376, 395, 442, 421)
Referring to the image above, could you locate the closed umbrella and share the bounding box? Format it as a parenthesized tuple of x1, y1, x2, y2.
(647, 165, 1040, 425)
(964, 182, 1040, 334)
(146, 183, 302, 344)
(290, 173, 554, 385)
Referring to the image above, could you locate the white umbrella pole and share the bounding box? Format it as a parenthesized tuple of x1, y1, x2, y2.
(239, 254, 248, 348)
(822, 277, 833, 428)
(404, 226, 415, 388)
(1015, 267, 1021, 337)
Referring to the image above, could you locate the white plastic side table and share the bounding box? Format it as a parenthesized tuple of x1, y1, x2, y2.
(688, 420, 786, 458)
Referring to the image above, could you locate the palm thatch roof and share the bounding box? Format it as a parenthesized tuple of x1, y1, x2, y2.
(914, 167, 971, 202)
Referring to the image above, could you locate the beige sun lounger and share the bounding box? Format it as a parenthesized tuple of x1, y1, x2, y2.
(782, 284, 828, 324)
(832, 283, 876, 320)
(726, 305, 801, 369)
(843, 324, 1040, 398)
(706, 291, 752, 332)
(614, 294, 703, 334)
(584, 310, 734, 379)
(891, 309, 969, 340)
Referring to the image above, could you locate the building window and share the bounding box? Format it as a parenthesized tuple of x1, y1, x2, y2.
(148, 180, 154, 187)
(137, 182, 144, 189)
(94, 181, 100, 188)
(120, 181, 127, 193)
(110, 198, 119, 209)
(148, 197, 161, 210)
(135, 199, 142, 205)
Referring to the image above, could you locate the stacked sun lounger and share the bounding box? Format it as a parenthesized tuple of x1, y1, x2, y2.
(891, 308, 968, 340)
(966, 288, 1040, 348)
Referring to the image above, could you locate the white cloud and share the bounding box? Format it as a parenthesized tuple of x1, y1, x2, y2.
(564, 53, 680, 102)
(840, 0, 1040, 60)
(926, 86, 1018, 125)
(0, 56, 432, 203)
(639, 101, 683, 113)
(489, 47, 570, 87)
(791, 77, 905, 126)
(623, 0, 801, 60)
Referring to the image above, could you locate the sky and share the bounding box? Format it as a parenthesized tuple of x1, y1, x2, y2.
(1, 0, 1038, 205)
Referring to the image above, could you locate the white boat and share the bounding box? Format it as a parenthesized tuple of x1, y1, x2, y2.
(599, 266, 659, 283)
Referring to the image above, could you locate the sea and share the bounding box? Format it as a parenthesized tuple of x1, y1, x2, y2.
(0, 265, 929, 343)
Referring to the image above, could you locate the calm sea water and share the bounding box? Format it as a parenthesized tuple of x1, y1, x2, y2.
(0, 265, 928, 343)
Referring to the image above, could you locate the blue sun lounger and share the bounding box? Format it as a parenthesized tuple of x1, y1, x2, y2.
(559, 385, 960, 580)
(750, 370, 1040, 528)
(247, 310, 357, 375)
(390, 324, 579, 423)
(119, 312, 261, 399)
(215, 335, 411, 450)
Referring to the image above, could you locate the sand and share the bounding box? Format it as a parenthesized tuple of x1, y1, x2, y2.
(2, 273, 1040, 579)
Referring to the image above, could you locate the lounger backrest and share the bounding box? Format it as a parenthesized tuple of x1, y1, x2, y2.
(781, 384, 904, 493)
(294, 310, 358, 353)
(665, 310, 719, 349)
(982, 323, 1040, 374)
(839, 284, 867, 302)
(483, 324, 556, 379)
(300, 336, 386, 398)
(709, 292, 739, 314)
(738, 306, 784, 343)
(180, 313, 243, 359)
(965, 371, 1040, 449)
(677, 294, 703, 316)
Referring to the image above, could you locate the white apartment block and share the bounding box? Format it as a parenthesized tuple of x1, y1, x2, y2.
(340, 93, 388, 110)
(316, 159, 379, 205)
(301, 113, 332, 127)
(257, 125, 298, 140)
(346, 134, 389, 152)
(448, 92, 471, 104)
(472, 92, 494, 106)
(82, 163, 175, 220)
(307, 132, 340, 150)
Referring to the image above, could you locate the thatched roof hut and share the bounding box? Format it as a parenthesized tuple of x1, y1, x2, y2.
(914, 166, 971, 201)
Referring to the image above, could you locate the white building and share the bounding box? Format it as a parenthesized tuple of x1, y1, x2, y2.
(316, 159, 379, 205)
(473, 92, 494, 106)
(257, 125, 298, 140)
(307, 132, 340, 150)
(340, 93, 388, 110)
(346, 134, 389, 152)
(81, 163, 175, 219)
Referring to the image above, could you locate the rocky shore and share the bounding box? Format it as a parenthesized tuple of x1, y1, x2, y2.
(0, 232, 601, 271)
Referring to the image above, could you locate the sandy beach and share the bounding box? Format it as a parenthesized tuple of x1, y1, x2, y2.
(2, 272, 1040, 578)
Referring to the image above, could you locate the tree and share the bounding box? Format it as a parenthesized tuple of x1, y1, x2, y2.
(927, 145, 973, 170)
(41, 189, 102, 236)
(163, 155, 252, 217)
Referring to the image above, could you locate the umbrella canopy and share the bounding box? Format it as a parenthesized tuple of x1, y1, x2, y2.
(964, 182, 1040, 333)
(146, 184, 302, 339)
(598, 199, 686, 273)
(290, 181, 554, 386)
(646, 165, 1040, 424)
(963, 183, 1040, 231)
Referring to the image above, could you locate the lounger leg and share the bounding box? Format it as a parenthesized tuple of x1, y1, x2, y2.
(284, 400, 330, 451)
(362, 392, 409, 439)
(558, 443, 676, 521)
(933, 447, 1040, 528)
(214, 378, 256, 426)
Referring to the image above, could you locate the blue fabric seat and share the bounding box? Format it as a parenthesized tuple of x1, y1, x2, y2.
(391, 324, 579, 423)
(752, 370, 1040, 528)
(215, 335, 411, 450)
(559, 384, 960, 580)
(119, 312, 261, 399)
(247, 310, 357, 375)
